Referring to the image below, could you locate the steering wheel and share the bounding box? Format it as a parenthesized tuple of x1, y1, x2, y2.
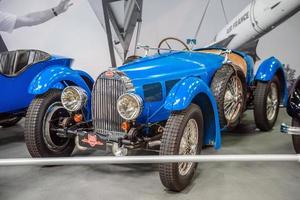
(157, 37, 190, 54)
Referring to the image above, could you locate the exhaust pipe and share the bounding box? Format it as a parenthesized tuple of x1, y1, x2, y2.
(75, 136, 88, 151)
(148, 140, 161, 148)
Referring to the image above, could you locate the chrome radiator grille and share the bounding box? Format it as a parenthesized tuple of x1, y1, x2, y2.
(92, 77, 127, 133)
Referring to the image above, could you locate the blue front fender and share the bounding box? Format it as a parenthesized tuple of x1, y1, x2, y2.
(29, 65, 93, 94)
(255, 56, 288, 105)
(28, 65, 94, 119)
(164, 77, 221, 149)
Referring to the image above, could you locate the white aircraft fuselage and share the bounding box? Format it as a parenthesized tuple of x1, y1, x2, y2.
(213, 0, 300, 54)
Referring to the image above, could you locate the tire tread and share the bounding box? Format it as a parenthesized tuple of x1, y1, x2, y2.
(254, 77, 280, 131)
(159, 104, 203, 191)
(24, 89, 74, 157)
(211, 65, 243, 128)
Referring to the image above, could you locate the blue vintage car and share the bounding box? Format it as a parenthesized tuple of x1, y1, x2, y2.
(24, 38, 287, 191)
(0, 49, 93, 128)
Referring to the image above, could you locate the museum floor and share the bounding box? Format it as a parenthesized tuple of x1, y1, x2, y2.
(0, 109, 299, 200)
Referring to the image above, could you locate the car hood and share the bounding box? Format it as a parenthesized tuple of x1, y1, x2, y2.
(118, 51, 225, 85)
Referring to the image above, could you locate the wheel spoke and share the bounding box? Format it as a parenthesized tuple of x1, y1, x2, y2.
(266, 82, 278, 120)
(228, 103, 237, 120)
(224, 99, 234, 109)
(223, 76, 243, 122)
(226, 100, 237, 117)
(228, 79, 235, 95)
(267, 106, 272, 116)
(233, 77, 238, 93)
(178, 119, 199, 176)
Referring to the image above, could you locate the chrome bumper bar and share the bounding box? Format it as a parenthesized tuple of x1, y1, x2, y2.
(280, 123, 300, 135)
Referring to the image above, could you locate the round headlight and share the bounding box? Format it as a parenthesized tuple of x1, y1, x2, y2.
(61, 86, 88, 112)
(117, 93, 143, 120)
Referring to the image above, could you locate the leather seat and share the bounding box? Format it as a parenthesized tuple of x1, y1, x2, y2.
(0, 50, 50, 76)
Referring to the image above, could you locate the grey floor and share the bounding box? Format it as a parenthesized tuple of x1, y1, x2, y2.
(0, 109, 299, 200)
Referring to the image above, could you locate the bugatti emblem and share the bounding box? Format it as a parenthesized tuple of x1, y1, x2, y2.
(105, 70, 114, 78)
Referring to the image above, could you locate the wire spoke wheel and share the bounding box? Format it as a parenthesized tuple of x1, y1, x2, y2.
(159, 104, 203, 192)
(211, 65, 245, 129)
(254, 77, 280, 131)
(178, 119, 199, 176)
(224, 75, 243, 122)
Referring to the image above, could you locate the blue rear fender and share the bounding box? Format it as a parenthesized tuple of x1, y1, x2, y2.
(254, 56, 288, 105)
(164, 76, 221, 149)
(28, 65, 94, 119)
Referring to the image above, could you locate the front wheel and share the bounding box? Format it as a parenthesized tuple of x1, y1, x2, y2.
(24, 89, 75, 157)
(292, 118, 300, 153)
(159, 104, 203, 192)
(254, 77, 280, 131)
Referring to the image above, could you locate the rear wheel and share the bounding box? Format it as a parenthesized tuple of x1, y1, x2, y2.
(292, 118, 300, 153)
(211, 65, 245, 129)
(24, 89, 75, 157)
(159, 104, 203, 192)
(254, 77, 280, 131)
(0, 116, 22, 128)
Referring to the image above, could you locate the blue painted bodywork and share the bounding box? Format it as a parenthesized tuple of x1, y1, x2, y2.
(110, 48, 286, 149)
(255, 57, 283, 81)
(1, 53, 94, 121)
(118, 51, 226, 149)
(0, 55, 72, 114)
(29, 64, 94, 120)
(255, 56, 288, 104)
(164, 77, 221, 148)
(29, 66, 92, 94)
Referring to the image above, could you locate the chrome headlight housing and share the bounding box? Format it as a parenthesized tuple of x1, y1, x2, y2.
(61, 86, 88, 112)
(117, 93, 143, 120)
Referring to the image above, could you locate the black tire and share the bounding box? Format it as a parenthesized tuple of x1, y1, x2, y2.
(159, 103, 203, 192)
(292, 118, 300, 153)
(24, 89, 75, 157)
(254, 76, 280, 131)
(0, 116, 22, 128)
(210, 65, 245, 129)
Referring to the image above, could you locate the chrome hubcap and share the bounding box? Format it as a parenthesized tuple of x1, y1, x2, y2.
(178, 119, 199, 176)
(43, 102, 70, 152)
(266, 82, 278, 121)
(224, 76, 243, 122)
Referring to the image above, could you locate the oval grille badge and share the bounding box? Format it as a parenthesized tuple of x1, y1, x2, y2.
(105, 70, 114, 78)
